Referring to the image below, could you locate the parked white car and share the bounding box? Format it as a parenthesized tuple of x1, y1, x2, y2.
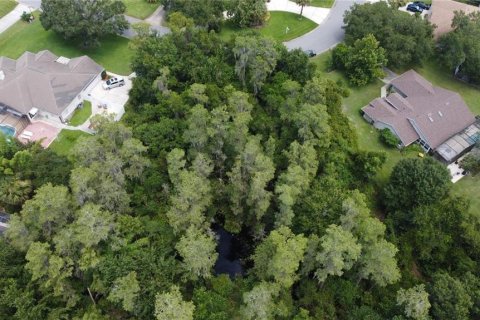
(103, 77, 125, 90)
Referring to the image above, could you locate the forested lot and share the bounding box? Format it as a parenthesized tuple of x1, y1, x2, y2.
(0, 6, 480, 320)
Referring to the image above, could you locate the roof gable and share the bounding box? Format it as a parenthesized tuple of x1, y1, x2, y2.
(0, 50, 103, 116)
(362, 70, 476, 148)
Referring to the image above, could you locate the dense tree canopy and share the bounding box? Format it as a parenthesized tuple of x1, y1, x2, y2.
(162, 0, 226, 30)
(227, 0, 268, 28)
(333, 34, 387, 86)
(383, 158, 451, 212)
(40, 0, 129, 47)
(438, 11, 480, 83)
(343, 2, 434, 68)
(1, 8, 478, 319)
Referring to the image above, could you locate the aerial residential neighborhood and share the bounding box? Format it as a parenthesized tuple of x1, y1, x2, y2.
(0, 0, 479, 319)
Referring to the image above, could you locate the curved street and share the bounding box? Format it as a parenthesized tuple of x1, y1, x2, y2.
(15, 0, 363, 53)
(285, 0, 365, 53)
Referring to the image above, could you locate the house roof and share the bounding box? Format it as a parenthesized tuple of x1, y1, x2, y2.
(362, 70, 476, 149)
(428, 0, 480, 39)
(0, 50, 103, 116)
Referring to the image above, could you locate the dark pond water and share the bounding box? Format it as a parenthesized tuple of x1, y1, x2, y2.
(214, 226, 244, 278)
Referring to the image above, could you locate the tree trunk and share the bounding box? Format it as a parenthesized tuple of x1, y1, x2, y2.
(300, 5, 304, 17)
(87, 287, 96, 305)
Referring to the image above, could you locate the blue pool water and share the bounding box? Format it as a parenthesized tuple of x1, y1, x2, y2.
(0, 124, 16, 137)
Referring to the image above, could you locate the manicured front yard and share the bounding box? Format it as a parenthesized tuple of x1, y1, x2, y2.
(50, 129, 91, 156)
(0, 0, 16, 19)
(123, 0, 161, 19)
(220, 11, 318, 42)
(69, 101, 92, 126)
(0, 13, 133, 75)
(310, 0, 336, 8)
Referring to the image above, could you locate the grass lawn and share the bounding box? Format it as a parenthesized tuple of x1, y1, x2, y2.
(311, 51, 418, 184)
(452, 175, 480, 214)
(123, 0, 161, 19)
(69, 101, 92, 126)
(50, 129, 91, 156)
(312, 52, 480, 213)
(0, 13, 133, 75)
(220, 11, 318, 42)
(0, 0, 16, 19)
(310, 0, 336, 8)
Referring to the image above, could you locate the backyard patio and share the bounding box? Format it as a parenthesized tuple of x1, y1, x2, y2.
(18, 121, 61, 148)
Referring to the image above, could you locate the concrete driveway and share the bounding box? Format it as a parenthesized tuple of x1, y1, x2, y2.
(285, 0, 366, 53)
(86, 73, 132, 123)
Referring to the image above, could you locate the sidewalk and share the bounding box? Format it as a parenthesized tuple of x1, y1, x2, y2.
(266, 0, 330, 24)
(0, 3, 31, 34)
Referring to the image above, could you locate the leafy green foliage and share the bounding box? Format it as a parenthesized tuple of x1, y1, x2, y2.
(176, 227, 218, 280)
(438, 11, 480, 83)
(107, 271, 140, 312)
(344, 2, 434, 67)
(333, 34, 387, 86)
(40, 0, 129, 47)
(163, 0, 225, 30)
(396, 284, 431, 320)
(384, 158, 451, 212)
(379, 128, 401, 148)
(4, 16, 474, 320)
(227, 0, 268, 28)
(429, 272, 473, 320)
(252, 226, 307, 288)
(461, 143, 480, 175)
(155, 285, 195, 320)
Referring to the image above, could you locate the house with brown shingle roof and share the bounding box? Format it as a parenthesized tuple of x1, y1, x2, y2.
(362, 70, 478, 162)
(428, 0, 480, 39)
(0, 50, 103, 123)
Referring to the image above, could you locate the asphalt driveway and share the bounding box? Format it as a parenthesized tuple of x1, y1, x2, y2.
(285, 0, 365, 53)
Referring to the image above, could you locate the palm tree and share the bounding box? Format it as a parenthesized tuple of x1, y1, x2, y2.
(294, 0, 312, 18)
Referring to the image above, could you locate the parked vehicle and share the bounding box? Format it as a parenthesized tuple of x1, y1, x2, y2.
(413, 1, 430, 10)
(103, 77, 125, 90)
(406, 3, 423, 12)
(304, 50, 317, 57)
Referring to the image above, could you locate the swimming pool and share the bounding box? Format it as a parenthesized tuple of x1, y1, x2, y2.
(0, 124, 16, 137)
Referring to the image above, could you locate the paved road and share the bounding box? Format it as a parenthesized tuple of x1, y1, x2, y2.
(17, 0, 41, 9)
(122, 15, 170, 39)
(285, 0, 365, 53)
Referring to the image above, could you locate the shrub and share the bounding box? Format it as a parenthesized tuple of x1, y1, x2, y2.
(21, 11, 33, 23)
(461, 146, 480, 175)
(379, 128, 400, 148)
(101, 70, 108, 80)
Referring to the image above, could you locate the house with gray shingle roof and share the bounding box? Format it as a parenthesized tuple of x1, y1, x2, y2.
(0, 50, 103, 123)
(362, 70, 478, 162)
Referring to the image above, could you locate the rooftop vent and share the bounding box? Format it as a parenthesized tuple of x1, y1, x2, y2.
(56, 56, 70, 65)
(428, 113, 434, 122)
(0, 70, 4, 81)
(438, 111, 443, 117)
